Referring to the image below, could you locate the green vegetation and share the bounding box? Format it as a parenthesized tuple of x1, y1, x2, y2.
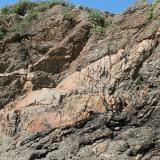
(10, 9, 40, 32)
(0, 0, 113, 39)
(88, 9, 105, 36)
(88, 9, 113, 36)
(50, 0, 70, 6)
(0, 0, 72, 40)
(148, 0, 160, 19)
(1, 5, 10, 15)
(88, 9, 105, 27)
(10, 10, 39, 32)
(153, 0, 160, 5)
(0, 15, 9, 40)
(91, 26, 106, 35)
(0, 27, 6, 40)
(63, 11, 74, 22)
(62, 4, 75, 25)
(35, 1, 51, 12)
(0, 0, 71, 15)
(0, 0, 36, 16)
(136, 0, 147, 3)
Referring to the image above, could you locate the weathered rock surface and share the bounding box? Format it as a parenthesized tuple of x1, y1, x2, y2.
(0, 2, 160, 160)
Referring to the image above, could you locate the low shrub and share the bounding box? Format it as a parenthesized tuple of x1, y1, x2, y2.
(25, 10, 39, 22)
(10, 11, 38, 32)
(9, 0, 36, 16)
(35, 2, 50, 12)
(88, 9, 105, 27)
(90, 25, 106, 36)
(0, 0, 73, 34)
(148, 0, 160, 19)
(0, 0, 71, 16)
(10, 21, 26, 32)
(0, 27, 6, 40)
(153, 0, 160, 5)
(88, 9, 114, 36)
(0, 6, 10, 15)
(63, 11, 74, 22)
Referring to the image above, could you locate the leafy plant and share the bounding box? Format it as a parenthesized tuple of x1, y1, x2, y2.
(153, 0, 160, 5)
(0, 0, 71, 16)
(90, 25, 106, 35)
(10, 21, 25, 32)
(136, 0, 147, 2)
(10, 11, 38, 32)
(105, 18, 113, 27)
(148, 0, 160, 19)
(9, 0, 36, 16)
(35, 1, 50, 12)
(88, 9, 113, 36)
(88, 9, 105, 27)
(63, 11, 74, 22)
(49, 0, 69, 6)
(0, 27, 6, 40)
(0, 0, 73, 34)
(0, 5, 10, 15)
(25, 10, 38, 22)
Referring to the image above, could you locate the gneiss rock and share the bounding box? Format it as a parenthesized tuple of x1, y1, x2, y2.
(0, 1, 160, 160)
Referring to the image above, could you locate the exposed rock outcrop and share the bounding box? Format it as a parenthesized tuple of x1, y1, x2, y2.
(0, 2, 160, 160)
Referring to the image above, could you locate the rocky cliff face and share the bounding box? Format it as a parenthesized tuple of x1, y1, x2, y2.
(0, 1, 160, 160)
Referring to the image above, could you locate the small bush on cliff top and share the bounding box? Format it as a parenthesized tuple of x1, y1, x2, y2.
(49, 0, 70, 6)
(88, 9, 105, 35)
(35, 1, 50, 12)
(0, 0, 73, 39)
(0, 16, 8, 40)
(25, 10, 39, 22)
(153, 0, 160, 5)
(148, 0, 160, 19)
(90, 25, 106, 36)
(88, 9, 105, 27)
(10, 10, 39, 32)
(0, 0, 71, 38)
(63, 11, 74, 22)
(7, 0, 36, 16)
(88, 9, 113, 36)
(1, 5, 10, 15)
(0, 0, 70, 16)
